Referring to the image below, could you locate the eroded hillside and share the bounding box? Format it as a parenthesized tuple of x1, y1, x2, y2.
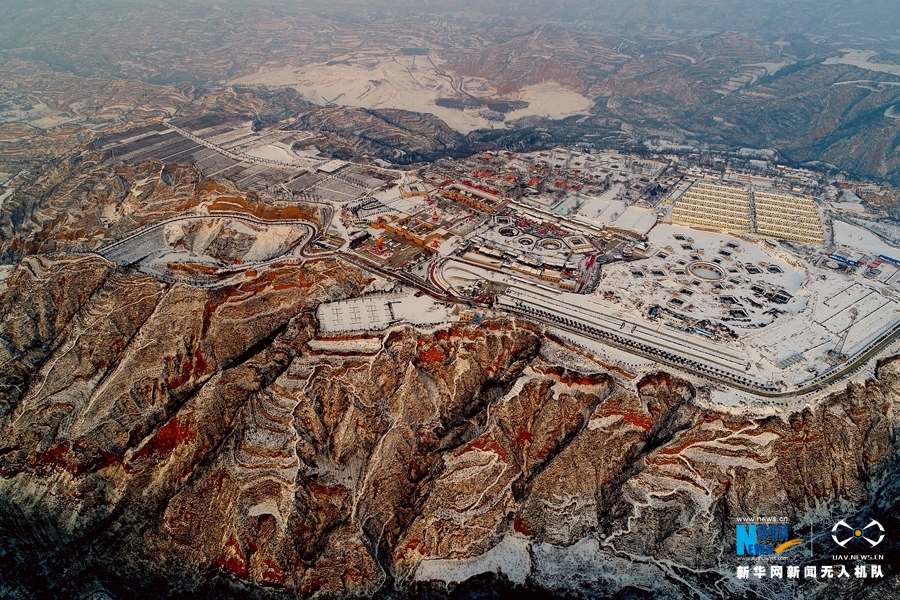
(0, 254, 897, 598)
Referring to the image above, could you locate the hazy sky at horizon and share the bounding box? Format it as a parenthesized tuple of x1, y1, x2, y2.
(0, 0, 897, 48)
(297, 0, 900, 37)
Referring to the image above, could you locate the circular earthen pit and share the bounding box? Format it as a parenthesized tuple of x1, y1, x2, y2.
(686, 261, 726, 281)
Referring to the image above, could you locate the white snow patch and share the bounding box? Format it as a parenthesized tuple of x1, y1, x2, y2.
(391, 293, 454, 325)
(833, 220, 900, 258)
(307, 338, 382, 353)
(576, 192, 627, 223)
(230, 59, 591, 134)
(833, 202, 868, 214)
(529, 537, 685, 597)
(245, 144, 302, 164)
(247, 502, 286, 530)
(28, 114, 80, 129)
(317, 291, 452, 333)
(0, 264, 14, 296)
(548, 327, 656, 373)
(588, 414, 624, 430)
(359, 275, 396, 295)
(611, 206, 657, 236)
(504, 82, 592, 121)
(373, 185, 431, 215)
(749, 61, 793, 76)
(414, 535, 531, 585)
(824, 49, 900, 76)
(680, 447, 774, 469)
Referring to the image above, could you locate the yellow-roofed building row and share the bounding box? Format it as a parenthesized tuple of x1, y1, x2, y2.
(673, 182, 824, 245)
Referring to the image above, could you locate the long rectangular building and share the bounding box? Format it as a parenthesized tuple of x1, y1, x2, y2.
(672, 182, 752, 231)
(753, 191, 824, 246)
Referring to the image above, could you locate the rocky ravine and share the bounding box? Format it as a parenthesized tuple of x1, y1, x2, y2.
(0, 255, 898, 598)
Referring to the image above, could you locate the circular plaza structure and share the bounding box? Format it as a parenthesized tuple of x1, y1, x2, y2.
(499, 226, 521, 238)
(540, 239, 563, 250)
(686, 261, 726, 281)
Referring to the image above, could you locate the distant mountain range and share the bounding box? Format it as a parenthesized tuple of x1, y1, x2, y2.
(1, 3, 898, 184)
